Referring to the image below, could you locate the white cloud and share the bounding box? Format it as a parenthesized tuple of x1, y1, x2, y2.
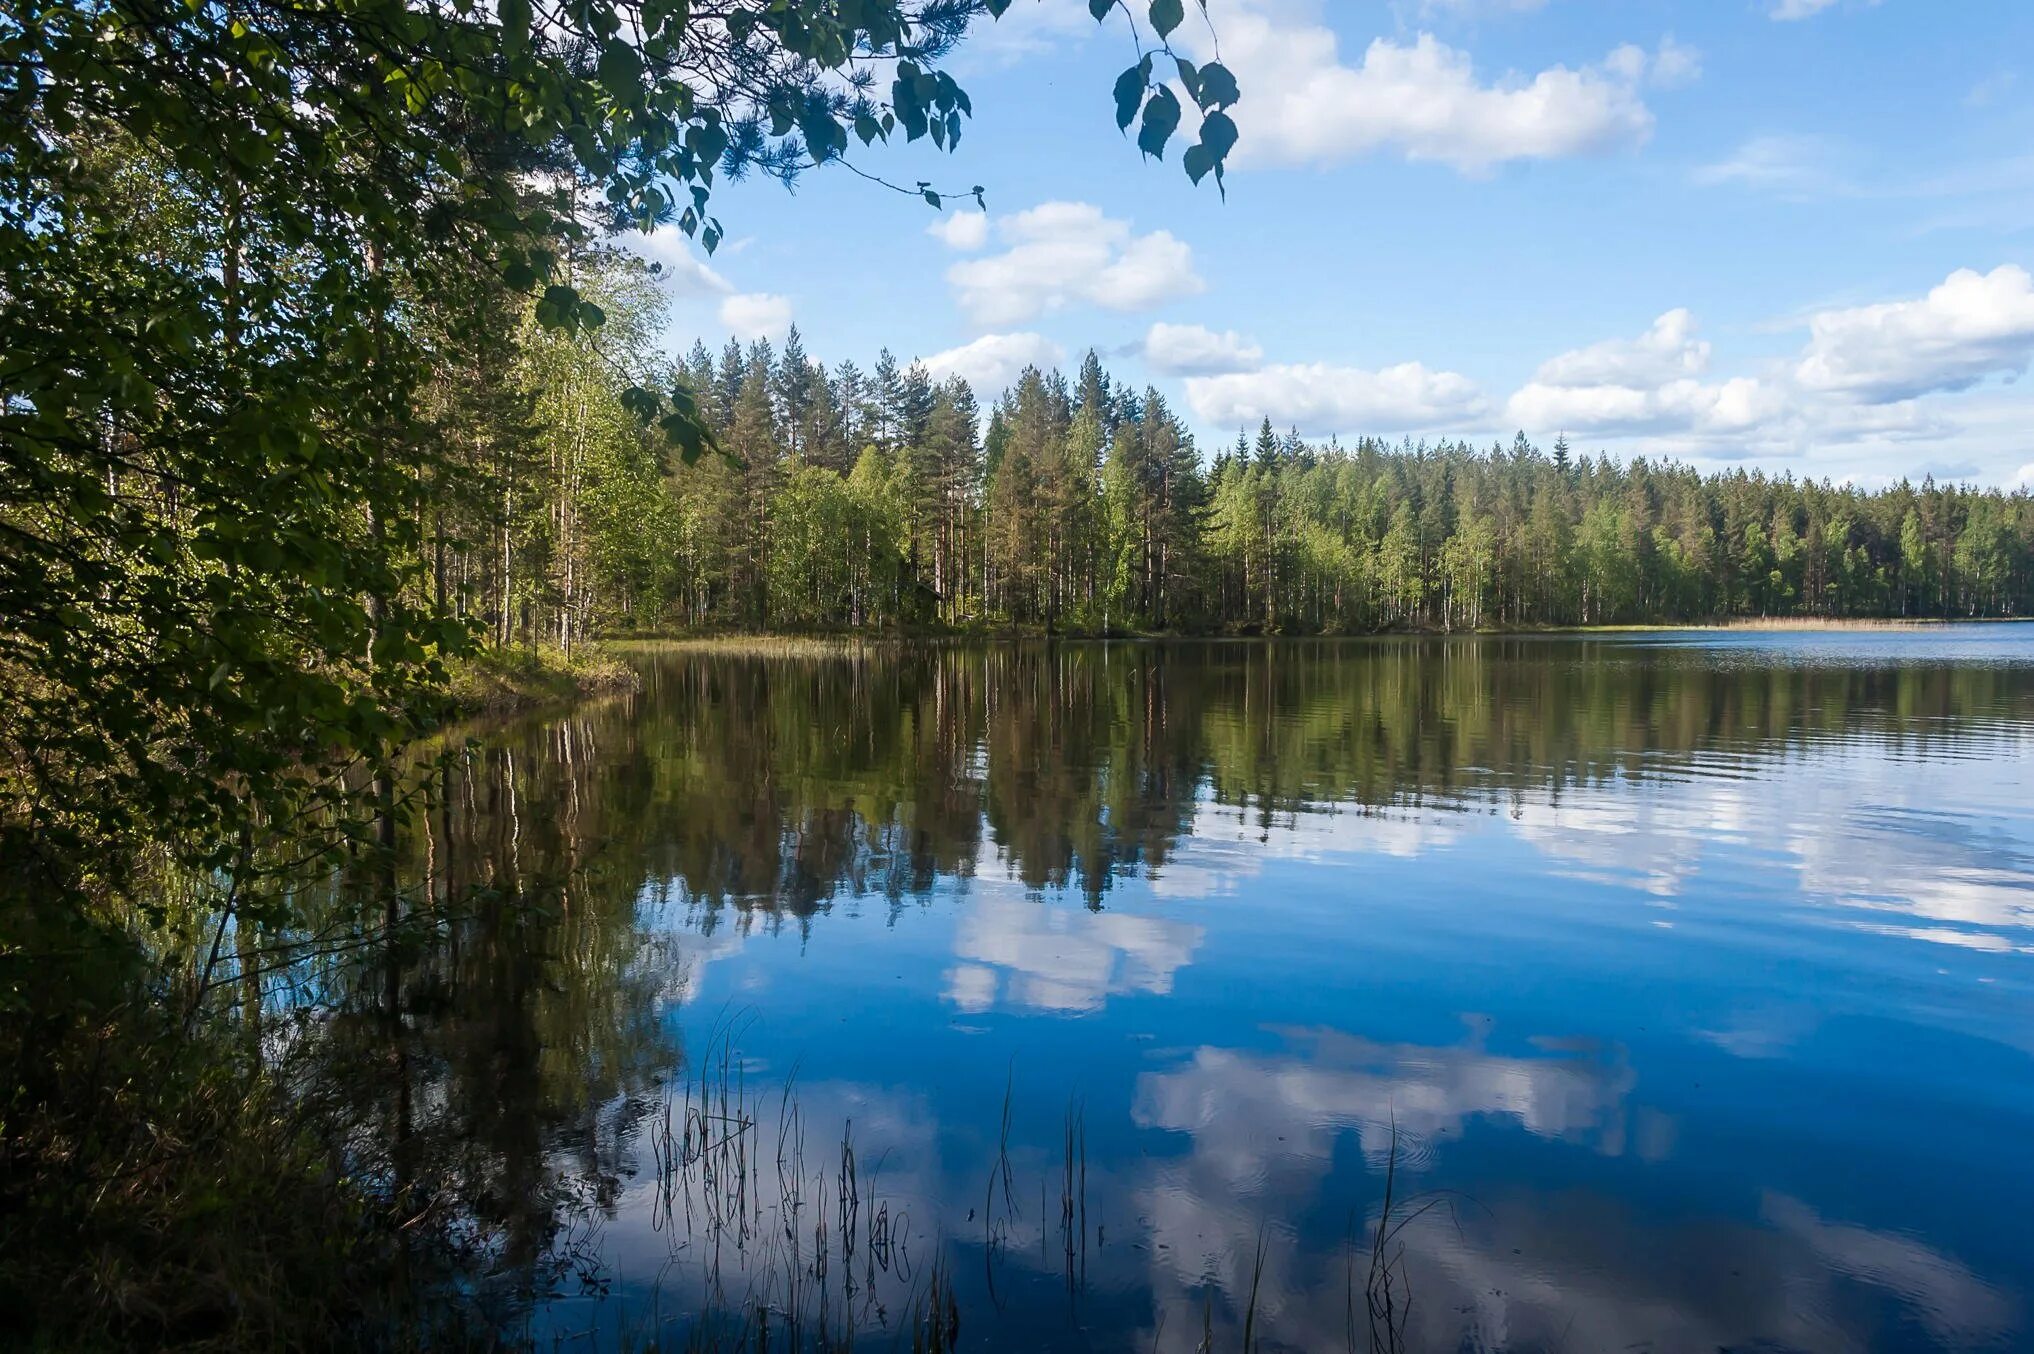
(1693, 134, 1848, 198)
(1503, 314, 1968, 457)
(1176, 7, 1676, 174)
(1794, 265, 2034, 402)
(951, 0, 1097, 67)
(1505, 310, 1790, 439)
(920, 332, 1066, 392)
(1143, 322, 1264, 377)
(945, 201, 1203, 327)
(1771, 0, 1843, 19)
(2017, 462, 2034, 489)
(1534, 308, 1712, 387)
(626, 227, 735, 297)
(1185, 360, 1488, 435)
(719, 292, 793, 341)
(627, 230, 797, 346)
(1510, 374, 1783, 440)
(926, 209, 989, 251)
(1649, 35, 1704, 89)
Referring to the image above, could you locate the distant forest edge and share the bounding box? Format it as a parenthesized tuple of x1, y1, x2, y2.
(439, 257, 2033, 643)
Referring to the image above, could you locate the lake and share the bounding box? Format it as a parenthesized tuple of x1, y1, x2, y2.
(363, 628, 2034, 1352)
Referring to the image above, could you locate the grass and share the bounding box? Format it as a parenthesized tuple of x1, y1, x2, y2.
(610, 635, 900, 659)
(1563, 616, 2018, 633)
(444, 643, 641, 715)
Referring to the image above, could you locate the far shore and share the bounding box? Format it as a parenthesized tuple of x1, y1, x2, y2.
(601, 616, 2029, 654)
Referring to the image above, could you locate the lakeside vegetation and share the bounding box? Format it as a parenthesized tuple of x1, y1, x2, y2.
(447, 644, 642, 715)
(0, 0, 1239, 1343)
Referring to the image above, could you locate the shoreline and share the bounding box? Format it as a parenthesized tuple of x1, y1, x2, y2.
(444, 644, 642, 716)
(605, 617, 2030, 652)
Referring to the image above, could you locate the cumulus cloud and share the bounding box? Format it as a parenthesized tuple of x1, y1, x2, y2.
(1174, 6, 1684, 174)
(1502, 291, 2009, 455)
(719, 292, 793, 342)
(945, 201, 1203, 327)
(1794, 265, 2034, 402)
(1143, 322, 1264, 377)
(1535, 308, 1712, 387)
(921, 332, 1066, 392)
(626, 227, 810, 350)
(1506, 309, 1787, 438)
(626, 227, 735, 297)
(2018, 463, 2034, 490)
(926, 209, 989, 251)
(1185, 361, 1488, 435)
(1510, 375, 1783, 440)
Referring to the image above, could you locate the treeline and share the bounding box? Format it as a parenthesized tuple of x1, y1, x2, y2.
(451, 256, 2034, 642)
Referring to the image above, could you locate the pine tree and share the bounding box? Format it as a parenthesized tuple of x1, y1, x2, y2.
(773, 325, 819, 462)
(872, 349, 905, 450)
(1254, 418, 1280, 467)
(728, 351, 782, 624)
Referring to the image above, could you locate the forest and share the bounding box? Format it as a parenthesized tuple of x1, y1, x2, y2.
(452, 250, 2034, 643)
(3, 0, 2029, 1343)
(1, 0, 1246, 1345)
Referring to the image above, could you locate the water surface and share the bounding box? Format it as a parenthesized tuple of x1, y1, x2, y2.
(365, 630, 2034, 1351)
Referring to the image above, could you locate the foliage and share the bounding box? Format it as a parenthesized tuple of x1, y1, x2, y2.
(2, 0, 1240, 1341)
(497, 328, 2034, 637)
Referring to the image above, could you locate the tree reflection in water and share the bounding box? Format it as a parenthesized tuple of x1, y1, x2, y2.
(260, 638, 2033, 1349)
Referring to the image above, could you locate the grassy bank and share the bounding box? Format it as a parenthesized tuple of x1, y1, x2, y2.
(444, 643, 641, 716)
(612, 634, 909, 658)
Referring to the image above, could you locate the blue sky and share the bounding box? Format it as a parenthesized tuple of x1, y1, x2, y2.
(635, 0, 2034, 489)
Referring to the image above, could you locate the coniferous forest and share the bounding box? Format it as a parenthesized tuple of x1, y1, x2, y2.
(449, 253, 2034, 642)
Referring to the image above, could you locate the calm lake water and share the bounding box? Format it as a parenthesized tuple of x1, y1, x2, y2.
(377, 629, 2034, 1352)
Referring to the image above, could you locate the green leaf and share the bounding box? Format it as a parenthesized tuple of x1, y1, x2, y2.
(1197, 109, 1238, 162)
(1148, 0, 1184, 40)
(620, 387, 661, 423)
(1196, 60, 1239, 110)
(1136, 86, 1181, 160)
(500, 0, 530, 60)
(1113, 57, 1150, 132)
(598, 39, 642, 93)
(1089, 0, 1113, 18)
